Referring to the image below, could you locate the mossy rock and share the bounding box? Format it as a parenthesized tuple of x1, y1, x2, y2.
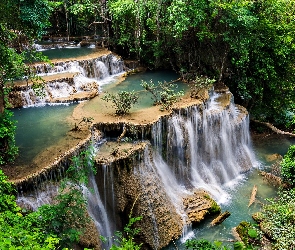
(236, 221, 260, 247)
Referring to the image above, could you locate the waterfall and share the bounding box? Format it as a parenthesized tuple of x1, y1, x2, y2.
(85, 173, 113, 247)
(15, 53, 124, 107)
(151, 91, 256, 205)
(14, 87, 257, 248)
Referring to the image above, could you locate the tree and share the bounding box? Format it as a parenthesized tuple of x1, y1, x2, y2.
(141, 80, 184, 111)
(108, 0, 295, 128)
(0, 0, 52, 164)
(281, 145, 295, 186)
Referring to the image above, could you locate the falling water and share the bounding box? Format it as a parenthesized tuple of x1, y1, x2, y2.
(17, 54, 124, 107)
(155, 91, 256, 203)
(14, 84, 258, 248)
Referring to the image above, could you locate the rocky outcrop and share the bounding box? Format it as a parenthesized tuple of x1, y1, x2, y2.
(183, 190, 221, 224)
(95, 142, 183, 249)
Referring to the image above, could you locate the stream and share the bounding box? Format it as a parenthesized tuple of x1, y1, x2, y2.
(11, 46, 295, 249)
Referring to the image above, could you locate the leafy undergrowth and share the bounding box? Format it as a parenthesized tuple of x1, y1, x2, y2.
(254, 188, 295, 249)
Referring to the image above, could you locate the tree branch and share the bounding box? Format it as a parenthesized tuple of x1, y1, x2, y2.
(251, 119, 295, 137)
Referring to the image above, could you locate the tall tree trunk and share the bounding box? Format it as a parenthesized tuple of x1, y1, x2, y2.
(64, 2, 70, 41)
(0, 83, 4, 114)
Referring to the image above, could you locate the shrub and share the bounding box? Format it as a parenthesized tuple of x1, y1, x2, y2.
(190, 76, 215, 99)
(281, 145, 295, 186)
(0, 109, 18, 165)
(235, 221, 260, 248)
(141, 80, 184, 111)
(102, 90, 139, 115)
(185, 239, 228, 250)
(257, 189, 295, 249)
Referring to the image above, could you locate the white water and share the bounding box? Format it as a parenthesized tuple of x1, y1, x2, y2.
(15, 83, 258, 249)
(19, 54, 124, 107)
(138, 91, 256, 242)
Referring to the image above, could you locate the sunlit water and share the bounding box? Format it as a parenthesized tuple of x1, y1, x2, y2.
(39, 46, 98, 60)
(102, 69, 189, 110)
(11, 46, 295, 247)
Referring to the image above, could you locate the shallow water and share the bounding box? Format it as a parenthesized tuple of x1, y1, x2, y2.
(40, 46, 97, 60)
(12, 104, 76, 164)
(102, 69, 188, 110)
(11, 70, 185, 165)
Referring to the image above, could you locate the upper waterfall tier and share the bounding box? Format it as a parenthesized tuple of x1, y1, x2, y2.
(8, 53, 124, 107)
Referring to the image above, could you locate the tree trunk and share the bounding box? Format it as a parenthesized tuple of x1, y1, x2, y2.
(0, 83, 4, 114)
(251, 119, 295, 137)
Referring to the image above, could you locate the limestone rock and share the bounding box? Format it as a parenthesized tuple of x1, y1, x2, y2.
(183, 190, 220, 224)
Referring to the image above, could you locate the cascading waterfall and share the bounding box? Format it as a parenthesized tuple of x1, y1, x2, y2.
(17, 54, 124, 107)
(138, 90, 257, 241)
(153, 91, 256, 204)
(14, 86, 258, 249)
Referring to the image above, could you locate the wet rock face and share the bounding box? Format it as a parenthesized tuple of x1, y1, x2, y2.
(115, 164, 183, 249)
(96, 146, 183, 249)
(183, 190, 220, 224)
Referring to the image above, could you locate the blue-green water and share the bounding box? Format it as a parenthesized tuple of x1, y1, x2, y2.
(166, 135, 295, 249)
(12, 104, 77, 164)
(12, 70, 185, 164)
(103, 69, 189, 110)
(40, 47, 98, 60)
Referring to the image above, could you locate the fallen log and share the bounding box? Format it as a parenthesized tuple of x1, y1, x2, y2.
(210, 211, 231, 226)
(248, 185, 257, 207)
(251, 119, 295, 137)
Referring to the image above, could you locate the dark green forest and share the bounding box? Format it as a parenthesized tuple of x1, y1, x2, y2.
(1, 0, 295, 249)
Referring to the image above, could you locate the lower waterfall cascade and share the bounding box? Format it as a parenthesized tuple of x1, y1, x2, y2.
(16, 86, 259, 249)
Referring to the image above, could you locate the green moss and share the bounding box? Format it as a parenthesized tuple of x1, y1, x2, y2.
(203, 194, 221, 214)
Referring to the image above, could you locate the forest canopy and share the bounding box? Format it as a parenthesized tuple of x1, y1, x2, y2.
(1, 0, 295, 164)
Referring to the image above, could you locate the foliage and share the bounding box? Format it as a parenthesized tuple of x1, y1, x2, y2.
(0, 170, 19, 213)
(102, 90, 139, 115)
(0, 148, 96, 249)
(0, 109, 18, 165)
(0, 110, 18, 165)
(110, 216, 142, 250)
(257, 188, 295, 249)
(281, 145, 295, 186)
(184, 239, 228, 250)
(190, 76, 215, 99)
(0, 0, 52, 164)
(141, 80, 184, 111)
(37, 147, 96, 247)
(108, 0, 295, 128)
(0, 170, 60, 249)
(235, 221, 261, 249)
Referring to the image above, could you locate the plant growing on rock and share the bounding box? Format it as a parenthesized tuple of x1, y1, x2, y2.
(190, 76, 215, 99)
(102, 91, 139, 115)
(0, 148, 97, 249)
(235, 221, 261, 249)
(141, 80, 184, 111)
(184, 239, 229, 250)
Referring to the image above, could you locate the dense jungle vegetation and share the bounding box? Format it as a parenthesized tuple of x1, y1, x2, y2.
(1, 0, 295, 249)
